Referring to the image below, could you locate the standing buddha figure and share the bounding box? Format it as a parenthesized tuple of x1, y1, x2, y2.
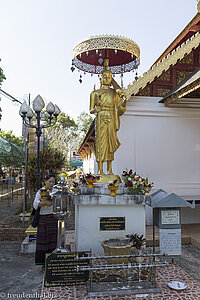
(90, 59, 127, 180)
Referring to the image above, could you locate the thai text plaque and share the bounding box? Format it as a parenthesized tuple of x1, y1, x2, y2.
(44, 251, 90, 287)
(159, 228, 181, 255)
(100, 217, 125, 231)
(161, 210, 180, 225)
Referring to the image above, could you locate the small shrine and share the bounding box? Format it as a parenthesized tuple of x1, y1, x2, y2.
(41, 1, 200, 298)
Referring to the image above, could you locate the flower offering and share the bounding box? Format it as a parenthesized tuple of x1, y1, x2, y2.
(122, 169, 153, 195)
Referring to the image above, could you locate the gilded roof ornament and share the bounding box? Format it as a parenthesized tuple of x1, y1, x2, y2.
(125, 32, 200, 100)
(197, 0, 200, 13)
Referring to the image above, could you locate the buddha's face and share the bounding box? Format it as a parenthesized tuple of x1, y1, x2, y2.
(101, 71, 112, 85)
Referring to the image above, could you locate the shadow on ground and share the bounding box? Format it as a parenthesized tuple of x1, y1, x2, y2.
(0, 241, 200, 300)
(0, 240, 43, 300)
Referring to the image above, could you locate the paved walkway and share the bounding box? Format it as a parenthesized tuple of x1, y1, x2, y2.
(41, 263, 200, 299)
(0, 240, 43, 300)
(1, 194, 200, 299)
(0, 240, 200, 299)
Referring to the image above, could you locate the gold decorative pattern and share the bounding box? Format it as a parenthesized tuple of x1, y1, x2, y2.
(179, 52, 194, 65)
(78, 141, 95, 160)
(138, 86, 150, 96)
(198, 51, 200, 66)
(197, 0, 200, 12)
(73, 35, 140, 74)
(163, 78, 200, 106)
(177, 70, 192, 85)
(73, 35, 140, 59)
(125, 32, 200, 99)
(157, 70, 171, 81)
(157, 88, 171, 97)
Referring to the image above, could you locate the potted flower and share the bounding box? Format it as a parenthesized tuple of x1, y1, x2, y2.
(85, 173, 100, 188)
(126, 233, 146, 262)
(79, 175, 87, 186)
(72, 181, 80, 195)
(122, 170, 153, 195)
(108, 179, 119, 196)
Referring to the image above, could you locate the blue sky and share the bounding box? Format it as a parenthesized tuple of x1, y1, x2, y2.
(0, 0, 197, 136)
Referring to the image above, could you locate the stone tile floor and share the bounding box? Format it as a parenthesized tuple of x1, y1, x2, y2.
(41, 263, 200, 299)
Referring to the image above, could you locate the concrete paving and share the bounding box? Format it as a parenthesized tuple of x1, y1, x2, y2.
(0, 239, 200, 300)
(1, 192, 200, 299)
(0, 240, 43, 300)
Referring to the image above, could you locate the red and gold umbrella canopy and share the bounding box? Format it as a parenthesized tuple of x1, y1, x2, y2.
(72, 35, 140, 75)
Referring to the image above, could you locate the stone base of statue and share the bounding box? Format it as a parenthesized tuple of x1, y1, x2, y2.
(74, 183, 148, 255)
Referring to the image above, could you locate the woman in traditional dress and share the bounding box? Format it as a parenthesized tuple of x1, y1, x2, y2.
(33, 173, 57, 268)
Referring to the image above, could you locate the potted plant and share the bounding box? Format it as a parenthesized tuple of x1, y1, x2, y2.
(122, 170, 153, 195)
(101, 238, 132, 264)
(85, 173, 100, 188)
(108, 179, 119, 196)
(72, 181, 80, 195)
(126, 233, 146, 262)
(79, 175, 87, 186)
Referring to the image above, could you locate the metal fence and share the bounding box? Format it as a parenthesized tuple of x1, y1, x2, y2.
(0, 179, 24, 203)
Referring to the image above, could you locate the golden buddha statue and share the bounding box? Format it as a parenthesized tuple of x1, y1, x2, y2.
(90, 59, 127, 181)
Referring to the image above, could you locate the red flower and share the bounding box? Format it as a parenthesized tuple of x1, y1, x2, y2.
(129, 169, 133, 175)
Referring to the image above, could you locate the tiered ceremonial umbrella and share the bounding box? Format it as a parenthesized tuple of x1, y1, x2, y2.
(71, 35, 140, 84)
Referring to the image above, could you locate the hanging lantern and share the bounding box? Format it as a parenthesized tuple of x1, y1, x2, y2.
(52, 185, 72, 252)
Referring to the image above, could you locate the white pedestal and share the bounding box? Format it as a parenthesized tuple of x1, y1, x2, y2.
(74, 184, 147, 255)
(21, 225, 37, 254)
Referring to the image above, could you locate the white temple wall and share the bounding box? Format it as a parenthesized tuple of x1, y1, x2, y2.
(114, 96, 200, 195)
(82, 96, 200, 224)
(114, 96, 200, 224)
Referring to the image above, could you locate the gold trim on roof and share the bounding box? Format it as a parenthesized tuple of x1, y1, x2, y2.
(73, 35, 140, 59)
(125, 32, 200, 100)
(163, 78, 200, 106)
(197, 0, 200, 12)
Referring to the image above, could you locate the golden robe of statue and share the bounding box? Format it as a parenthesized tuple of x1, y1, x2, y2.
(90, 67, 126, 175)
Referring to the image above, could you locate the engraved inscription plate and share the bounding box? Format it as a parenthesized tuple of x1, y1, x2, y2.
(161, 210, 180, 225)
(100, 217, 125, 231)
(44, 251, 90, 287)
(159, 228, 181, 255)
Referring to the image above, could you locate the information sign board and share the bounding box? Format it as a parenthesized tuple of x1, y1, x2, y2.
(44, 251, 90, 287)
(100, 217, 125, 231)
(159, 228, 181, 255)
(161, 210, 180, 225)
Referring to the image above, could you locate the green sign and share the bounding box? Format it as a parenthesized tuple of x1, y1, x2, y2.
(69, 161, 83, 167)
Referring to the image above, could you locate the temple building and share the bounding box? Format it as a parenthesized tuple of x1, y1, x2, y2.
(78, 2, 200, 224)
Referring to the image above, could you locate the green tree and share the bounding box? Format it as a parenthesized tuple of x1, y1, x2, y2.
(0, 130, 24, 148)
(45, 111, 93, 158)
(0, 59, 6, 87)
(76, 111, 94, 146)
(28, 147, 66, 191)
(0, 59, 6, 121)
(77, 112, 93, 135)
(45, 112, 78, 156)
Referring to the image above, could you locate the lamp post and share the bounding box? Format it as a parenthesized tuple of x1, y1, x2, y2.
(19, 95, 60, 190)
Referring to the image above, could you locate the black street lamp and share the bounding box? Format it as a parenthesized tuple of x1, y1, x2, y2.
(19, 95, 60, 190)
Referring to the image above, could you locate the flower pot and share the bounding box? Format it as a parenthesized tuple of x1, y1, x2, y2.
(72, 187, 79, 195)
(144, 186, 152, 195)
(86, 178, 96, 188)
(101, 238, 131, 264)
(135, 249, 144, 263)
(108, 185, 118, 196)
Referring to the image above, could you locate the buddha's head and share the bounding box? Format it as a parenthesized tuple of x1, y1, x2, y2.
(101, 68, 112, 86)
